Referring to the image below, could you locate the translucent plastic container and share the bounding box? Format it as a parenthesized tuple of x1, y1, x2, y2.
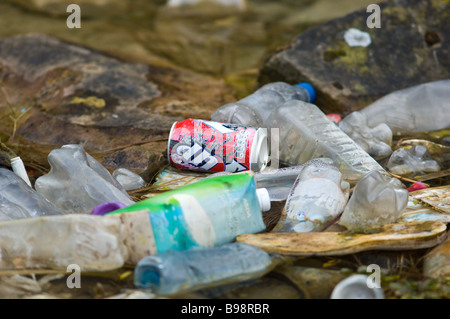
(211, 81, 315, 127)
(264, 100, 387, 184)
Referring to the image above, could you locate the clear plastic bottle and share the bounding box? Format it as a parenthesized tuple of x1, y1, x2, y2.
(387, 145, 441, 176)
(211, 81, 315, 127)
(264, 100, 387, 184)
(0, 168, 63, 218)
(253, 158, 334, 201)
(133, 242, 276, 295)
(359, 79, 450, 135)
(272, 160, 350, 233)
(338, 170, 409, 230)
(35, 144, 135, 214)
(338, 111, 393, 160)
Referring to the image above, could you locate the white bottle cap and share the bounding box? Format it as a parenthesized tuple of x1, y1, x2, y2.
(10, 156, 32, 187)
(330, 274, 384, 299)
(256, 188, 271, 212)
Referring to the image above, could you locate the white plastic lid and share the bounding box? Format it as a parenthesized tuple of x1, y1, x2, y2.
(10, 156, 32, 187)
(250, 128, 269, 172)
(256, 188, 271, 212)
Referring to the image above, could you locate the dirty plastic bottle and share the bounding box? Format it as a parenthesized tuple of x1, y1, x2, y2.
(331, 274, 384, 299)
(0, 214, 127, 271)
(35, 144, 134, 214)
(133, 242, 276, 295)
(338, 170, 409, 230)
(387, 145, 441, 176)
(106, 172, 270, 264)
(253, 158, 334, 201)
(211, 81, 316, 127)
(264, 100, 387, 184)
(338, 111, 393, 160)
(0, 167, 63, 218)
(359, 79, 450, 135)
(272, 160, 350, 233)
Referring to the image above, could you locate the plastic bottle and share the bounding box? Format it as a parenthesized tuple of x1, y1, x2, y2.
(35, 144, 134, 214)
(211, 81, 316, 127)
(264, 100, 387, 184)
(272, 160, 350, 233)
(387, 145, 441, 176)
(253, 158, 334, 201)
(0, 168, 63, 218)
(106, 172, 270, 264)
(133, 242, 277, 295)
(338, 170, 409, 230)
(0, 214, 127, 271)
(338, 111, 393, 160)
(359, 79, 450, 135)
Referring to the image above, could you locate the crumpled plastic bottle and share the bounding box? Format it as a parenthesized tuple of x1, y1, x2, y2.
(272, 160, 350, 233)
(211, 81, 315, 127)
(112, 168, 146, 191)
(0, 167, 63, 219)
(338, 111, 393, 160)
(387, 145, 441, 176)
(133, 242, 277, 295)
(358, 79, 450, 135)
(253, 158, 334, 201)
(264, 100, 388, 184)
(338, 170, 409, 230)
(35, 144, 134, 214)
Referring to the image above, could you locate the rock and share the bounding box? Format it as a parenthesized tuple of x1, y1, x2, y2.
(258, 0, 450, 115)
(0, 33, 234, 177)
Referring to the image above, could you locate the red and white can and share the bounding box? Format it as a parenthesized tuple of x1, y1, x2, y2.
(168, 118, 268, 173)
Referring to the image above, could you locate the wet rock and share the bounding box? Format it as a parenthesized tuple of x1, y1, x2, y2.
(0, 33, 233, 176)
(258, 0, 450, 115)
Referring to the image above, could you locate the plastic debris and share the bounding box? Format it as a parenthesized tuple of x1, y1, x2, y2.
(272, 160, 350, 232)
(106, 172, 269, 264)
(35, 144, 134, 214)
(407, 182, 428, 192)
(0, 168, 63, 219)
(338, 171, 408, 230)
(211, 81, 315, 127)
(326, 113, 342, 123)
(359, 79, 450, 135)
(10, 156, 32, 187)
(264, 100, 387, 184)
(331, 275, 384, 299)
(134, 242, 276, 295)
(387, 145, 441, 176)
(338, 111, 393, 160)
(0, 214, 127, 271)
(91, 202, 127, 216)
(112, 168, 146, 191)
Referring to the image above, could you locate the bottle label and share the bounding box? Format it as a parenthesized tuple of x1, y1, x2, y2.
(168, 118, 260, 173)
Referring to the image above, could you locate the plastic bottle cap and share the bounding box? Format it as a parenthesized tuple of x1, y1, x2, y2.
(10, 156, 32, 187)
(91, 202, 127, 216)
(256, 188, 271, 212)
(296, 82, 316, 103)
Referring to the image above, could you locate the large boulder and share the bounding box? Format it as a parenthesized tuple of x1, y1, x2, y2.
(258, 0, 450, 115)
(0, 33, 234, 179)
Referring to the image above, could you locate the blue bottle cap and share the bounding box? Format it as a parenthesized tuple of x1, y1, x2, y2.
(296, 82, 316, 103)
